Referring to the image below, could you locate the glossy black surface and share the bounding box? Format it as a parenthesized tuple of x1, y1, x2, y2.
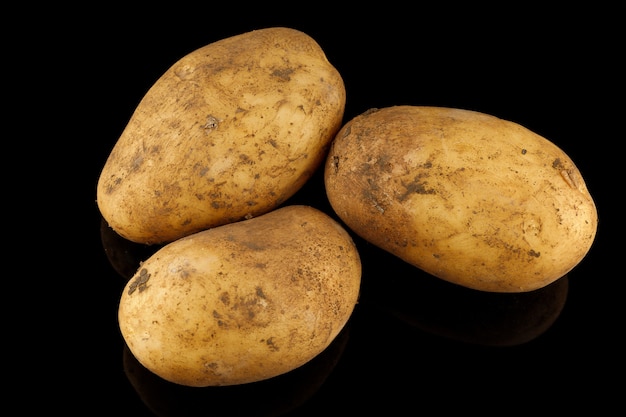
(59, 6, 621, 415)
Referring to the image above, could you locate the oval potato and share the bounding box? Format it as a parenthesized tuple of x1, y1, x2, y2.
(324, 106, 597, 292)
(97, 27, 346, 244)
(118, 205, 361, 387)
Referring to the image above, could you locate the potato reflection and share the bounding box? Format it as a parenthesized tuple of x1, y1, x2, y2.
(359, 244, 568, 347)
(122, 323, 350, 417)
(100, 216, 161, 281)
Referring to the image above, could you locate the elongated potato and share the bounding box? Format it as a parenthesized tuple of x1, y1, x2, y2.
(324, 106, 597, 292)
(118, 205, 361, 387)
(97, 27, 345, 244)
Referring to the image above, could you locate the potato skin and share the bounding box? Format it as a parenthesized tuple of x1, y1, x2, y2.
(97, 27, 346, 244)
(324, 106, 597, 292)
(118, 205, 361, 387)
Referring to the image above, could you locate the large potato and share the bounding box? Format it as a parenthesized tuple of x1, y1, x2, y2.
(118, 205, 361, 387)
(97, 27, 346, 244)
(324, 106, 597, 292)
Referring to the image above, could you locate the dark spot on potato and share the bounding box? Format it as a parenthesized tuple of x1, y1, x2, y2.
(521, 149, 527, 155)
(219, 292, 230, 306)
(375, 154, 393, 173)
(552, 158, 564, 169)
(398, 175, 436, 200)
(271, 67, 294, 81)
(528, 249, 541, 257)
(239, 154, 252, 164)
(104, 176, 123, 194)
(149, 144, 161, 155)
(213, 310, 227, 328)
(128, 268, 150, 295)
(266, 337, 279, 351)
(130, 154, 145, 172)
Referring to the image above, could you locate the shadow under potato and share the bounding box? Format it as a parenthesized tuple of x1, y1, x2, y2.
(357, 241, 569, 347)
(100, 216, 162, 281)
(122, 323, 350, 417)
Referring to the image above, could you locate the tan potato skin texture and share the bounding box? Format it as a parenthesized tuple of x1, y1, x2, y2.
(97, 27, 346, 244)
(324, 106, 598, 292)
(118, 205, 361, 387)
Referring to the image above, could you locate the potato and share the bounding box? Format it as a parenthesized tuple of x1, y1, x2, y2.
(324, 106, 597, 292)
(97, 27, 346, 244)
(118, 205, 361, 387)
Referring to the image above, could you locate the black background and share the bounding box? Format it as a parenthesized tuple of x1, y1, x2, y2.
(32, 4, 622, 415)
